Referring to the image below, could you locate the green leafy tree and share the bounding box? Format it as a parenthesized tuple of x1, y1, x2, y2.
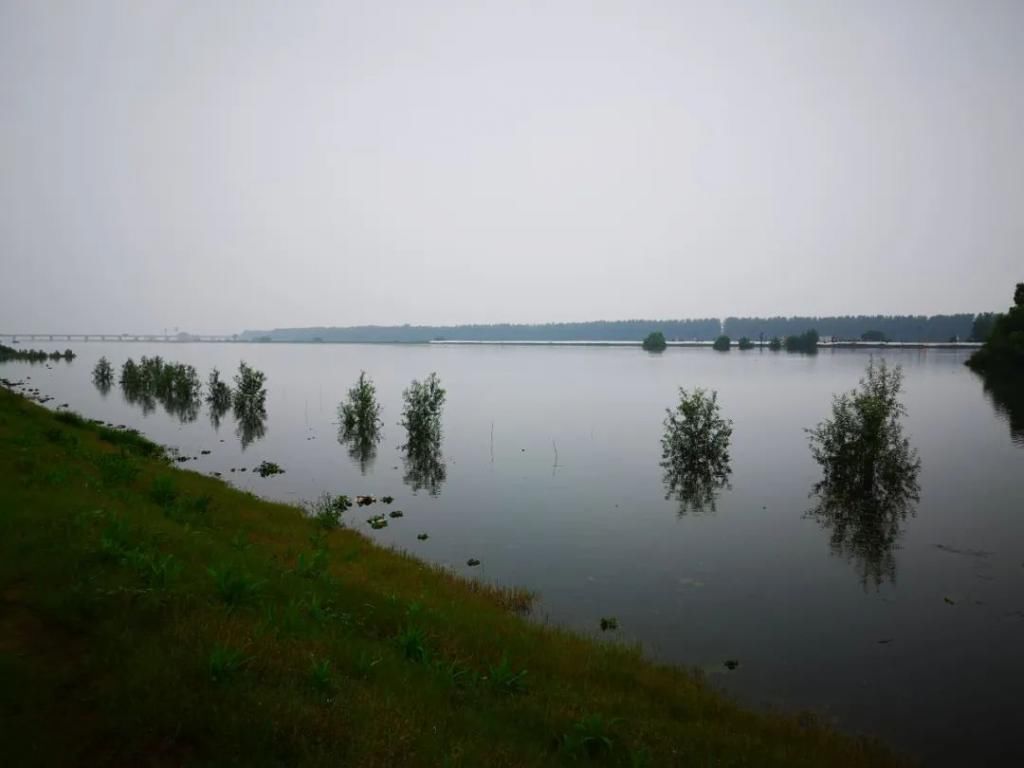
(806, 359, 920, 586)
(712, 335, 731, 351)
(785, 329, 819, 354)
(642, 331, 667, 352)
(339, 371, 382, 436)
(966, 283, 1024, 371)
(661, 388, 732, 514)
(401, 373, 445, 449)
(233, 361, 267, 413)
(92, 357, 114, 387)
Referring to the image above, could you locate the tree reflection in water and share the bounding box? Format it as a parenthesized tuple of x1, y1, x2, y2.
(807, 359, 921, 587)
(402, 439, 446, 496)
(978, 370, 1024, 446)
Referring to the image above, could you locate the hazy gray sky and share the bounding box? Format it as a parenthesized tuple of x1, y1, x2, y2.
(2, 1, 1022, 334)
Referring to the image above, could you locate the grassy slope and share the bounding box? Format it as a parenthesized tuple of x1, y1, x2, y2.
(0, 389, 901, 767)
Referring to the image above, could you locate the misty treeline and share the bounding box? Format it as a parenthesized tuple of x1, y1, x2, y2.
(722, 314, 977, 342)
(243, 320, 721, 343)
(244, 314, 987, 344)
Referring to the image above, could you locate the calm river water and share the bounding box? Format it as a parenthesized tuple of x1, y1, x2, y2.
(5, 342, 1023, 765)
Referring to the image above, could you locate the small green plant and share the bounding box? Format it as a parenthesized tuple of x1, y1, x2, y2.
(149, 475, 179, 507)
(97, 451, 139, 487)
(208, 564, 262, 608)
(309, 656, 333, 696)
(486, 655, 527, 695)
(126, 550, 181, 590)
(713, 335, 731, 351)
(307, 492, 350, 529)
(208, 644, 249, 683)
(296, 547, 329, 579)
(396, 625, 429, 664)
(641, 332, 666, 352)
(562, 714, 621, 760)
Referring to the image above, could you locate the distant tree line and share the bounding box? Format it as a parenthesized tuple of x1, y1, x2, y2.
(243, 314, 996, 344)
(722, 314, 977, 343)
(242, 320, 722, 343)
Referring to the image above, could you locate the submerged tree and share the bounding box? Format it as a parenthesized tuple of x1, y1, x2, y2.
(737, 336, 754, 350)
(233, 361, 267, 413)
(339, 371, 382, 437)
(206, 368, 233, 429)
(337, 372, 383, 475)
(806, 358, 921, 587)
(642, 331, 667, 352)
(768, 336, 782, 351)
(92, 357, 114, 391)
(400, 373, 447, 495)
(401, 373, 445, 449)
(785, 329, 820, 354)
(660, 388, 732, 515)
(712, 335, 731, 351)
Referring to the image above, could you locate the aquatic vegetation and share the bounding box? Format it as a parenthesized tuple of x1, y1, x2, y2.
(768, 336, 782, 351)
(712, 335, 731, 351)
(234, 408, 267, 450)
(599, 617, 618, 631)
(339, 371, 382, 437)
(118, 356, 202, 422)
(401, 372, 445, 448)
(92, 357, 114, 388)
(206, 368, 233, 427)
(641, 331, 666, 352)
(233, 361, 267, 413)
(660, 388, 732, 515)
(255, 460, 284, 477)
(0, 344, 75, 363)
(807, 359, 921, 586)
(400, 374, 447, 495)
(738, 336, 754, 350)
(367, 514, 388, 530)
(785, 329, 820, 354)
(466, 558, 480, 567)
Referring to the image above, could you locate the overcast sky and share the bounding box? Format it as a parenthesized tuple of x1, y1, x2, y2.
(2, 1, 1022, 334)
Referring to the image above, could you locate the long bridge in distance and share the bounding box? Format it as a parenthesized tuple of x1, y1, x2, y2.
(1, 333, 238, 343)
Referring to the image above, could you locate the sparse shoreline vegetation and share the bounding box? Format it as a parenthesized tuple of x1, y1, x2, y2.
(0, 387, 899, 766)
(0, 343, 75, 362)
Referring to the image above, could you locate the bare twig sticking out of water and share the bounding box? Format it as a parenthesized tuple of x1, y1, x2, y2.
(552, 440, 559, 470)
(490, 421, 494, 464)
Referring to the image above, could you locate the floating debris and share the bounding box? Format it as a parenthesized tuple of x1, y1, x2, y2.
(381, 495, 394, 504)
(599, 617, 618, 631)
(388, 510, 404, 518)
(724, 659, 740, 671)
(356, 495, 376, 506)
(466, 558, 480, 567)
(943, 596, 956, 605)
(417, 533, 429, 541)
(367, 514, 388, 530)
(200, 449, 211, 455)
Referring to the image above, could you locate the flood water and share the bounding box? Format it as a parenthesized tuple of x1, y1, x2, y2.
(6, 342, 1024, 766)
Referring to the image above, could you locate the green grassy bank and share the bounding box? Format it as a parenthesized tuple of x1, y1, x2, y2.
(0, 388, 901, 766)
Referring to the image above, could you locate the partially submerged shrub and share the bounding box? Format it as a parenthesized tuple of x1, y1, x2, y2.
(785, 329, 819, 354)
(712, 335, 731, 351)
(233, 361, 267, 414)
(92, 357, 114, 387)
(339, 371, 382, 437)
(738, 337, 754, 350)
(206, 368, 233, 411)
(642, 332, 667, 352)
(661, 388, 732, 514)
(401, 373, 445, 448)
(806, 358, 921, 586)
